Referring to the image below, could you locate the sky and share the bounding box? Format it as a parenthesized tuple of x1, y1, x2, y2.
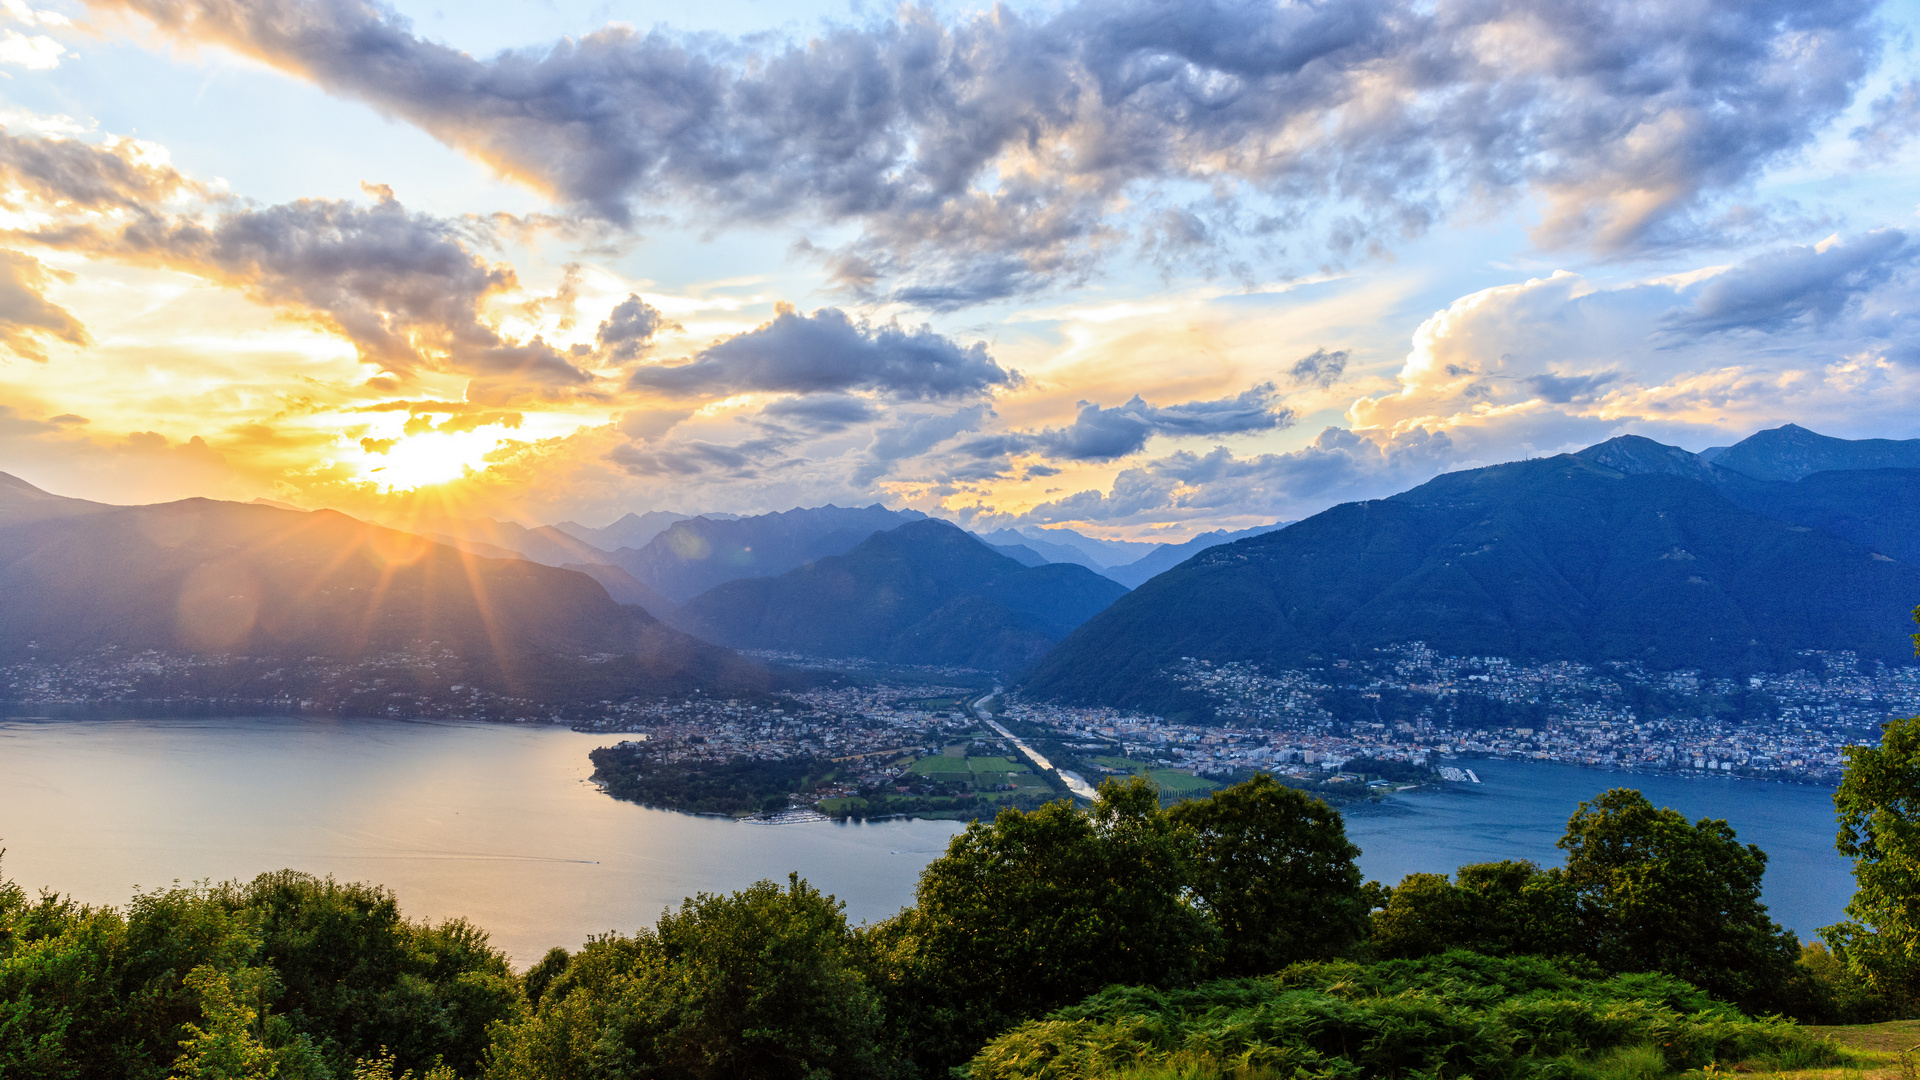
(1, 0, 1919, 540)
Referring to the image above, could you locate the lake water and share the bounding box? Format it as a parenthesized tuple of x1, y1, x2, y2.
(0, 719, 1857, 966)
(1344, 758, 1853, 939)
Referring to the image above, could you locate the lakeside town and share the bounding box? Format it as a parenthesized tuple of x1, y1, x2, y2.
(7, 642, 1918, 806)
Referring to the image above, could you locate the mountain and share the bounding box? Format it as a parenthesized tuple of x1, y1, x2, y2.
(420, 516, 615, 567)
(672, 519, 1130, 671)
(1015, 525, 1159, 566)
(1105, 523, 1292, 588)
(975, 528, 1111, 573)
(610, 504, 929, 603)
(1021, 449, 1920, 714)
(0, 474, 764, 695)
(1574, 434, 1920, 565)
(562, 562, 678, 616)
(552, 510, 696, 552)
(1709, 423, 1920, 481)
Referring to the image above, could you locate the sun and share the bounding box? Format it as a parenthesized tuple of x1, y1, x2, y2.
(354, 429, 504, 490)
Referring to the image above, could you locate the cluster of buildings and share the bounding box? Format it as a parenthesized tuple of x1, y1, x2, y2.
(11, 640, 1915, 792)
(570, 684, 991, 794)
(1067, 645, 1920, 784)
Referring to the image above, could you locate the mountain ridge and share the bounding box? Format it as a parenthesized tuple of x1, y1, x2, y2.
(1021, 440, 1920, 715)
(672, 518, 1129, 671)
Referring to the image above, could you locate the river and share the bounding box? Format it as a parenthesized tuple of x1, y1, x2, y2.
(0, 718, 1857, 966)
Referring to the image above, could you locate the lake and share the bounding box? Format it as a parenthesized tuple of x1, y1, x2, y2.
(0, 718, 1857, 966)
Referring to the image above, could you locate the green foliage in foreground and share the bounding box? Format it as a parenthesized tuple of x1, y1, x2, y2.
(483, 876, 889, 1080)
(0, 865, 519, 1080)
(1825, 676, 1920, 1014)
(964, 952, 1838, 1080)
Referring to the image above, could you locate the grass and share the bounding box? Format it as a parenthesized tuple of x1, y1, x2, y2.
(968, 756, 1028, 773)
(1087, 755, 1220, 797)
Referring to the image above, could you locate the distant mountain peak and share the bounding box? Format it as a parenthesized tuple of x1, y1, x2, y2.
(1711, 424, 1920, 482)
(1573, 435, 1723, 484)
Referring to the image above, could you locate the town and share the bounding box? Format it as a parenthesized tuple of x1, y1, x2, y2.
(7, 643, 1918, 808)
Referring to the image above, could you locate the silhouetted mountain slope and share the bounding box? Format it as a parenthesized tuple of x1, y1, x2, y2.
(1105, 523, 1291, 588)
(420, 516, 615, 567)
(673, 519, 1129, 670)
(611, 504, 928, 602)
(1711, 423, 1920, 481)
(976, 528, 1114, 574)
(1021, 453, 1920, 713)
(1574, 435, 1920, 565)
(552, 510, 694, 551)
(0, 472, 109, 523)
(562, 561, 678, 617)
(0, 476, 764, 696)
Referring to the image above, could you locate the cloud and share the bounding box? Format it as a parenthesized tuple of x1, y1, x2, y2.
(628, 306, 1015, 400)
(595, 293, 675, 362)
(0, 28, 63, 68)
(90, 0, 1884, 305)
(609, 437, 784, 478)
(854, 403, 990, 484)
(0, 126, 195, 214)
(990, 425, 1461, 529)
(1852, 79, 1920, 163)
(1351, 230, 1920, 448)
(1523, 370, 1620, 404)
(0, 248, 87, 360)
(0, 132, 593, 386)
(1660, 229, 1917, 336)
(1289, 348, 1349, 388)
(760, 393, 878, 433)
(963, 384, 1293, 463)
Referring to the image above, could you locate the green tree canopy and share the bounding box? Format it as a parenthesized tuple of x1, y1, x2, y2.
(871, 777, 1216, 1069)
(1371, 859, 1577, 961)
(1166, 772, 1369, 974)
(484, 875, 888, 1080)
(1823, 677, 1920, 1010)
(1560, 788, 1804, 1014)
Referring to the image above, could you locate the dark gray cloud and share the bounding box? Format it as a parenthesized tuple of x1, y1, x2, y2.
(1288, 348, 1349, 388)
(853, 404, 990, 484)
(628, 306, 1014, 399)
(1524, 370, 1620, 404)
(93, 0, 1883, 306)
(963, 384, 1292, 463)
(0, 135, 592, 385)
(595, 293, 675, 362)
(1662, 229, 1917, 336)
(609, 436, 786, 478)
(759, 393, 879, 433)
(0, 126, 197, 215)
(0, 249, 88, 361)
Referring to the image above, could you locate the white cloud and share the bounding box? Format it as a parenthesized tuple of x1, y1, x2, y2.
(0, 28, 63, 68)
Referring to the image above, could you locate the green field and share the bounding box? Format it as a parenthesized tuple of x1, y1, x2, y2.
(1087, 755, 1221, 797)
(909, 752, 1051, 798)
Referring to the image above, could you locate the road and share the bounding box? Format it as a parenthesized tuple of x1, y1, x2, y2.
(969, 690, 1099, 801)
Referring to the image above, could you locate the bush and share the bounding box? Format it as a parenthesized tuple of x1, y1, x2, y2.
(964, 952, 1839, 1080)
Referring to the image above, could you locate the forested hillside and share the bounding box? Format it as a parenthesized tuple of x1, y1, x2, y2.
(1023, 449, 1920, 715)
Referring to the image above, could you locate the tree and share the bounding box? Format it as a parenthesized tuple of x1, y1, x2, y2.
(1823, 662, 1920, 1011)
(873, 779, 1215, 1069)
(212, 871, 522, 1079)
(484, 876, 888, 1080)
(1167, 773, 1368, 974)
(1371, 860, 1577, 960)
(1560, 788, 1804, 1014)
